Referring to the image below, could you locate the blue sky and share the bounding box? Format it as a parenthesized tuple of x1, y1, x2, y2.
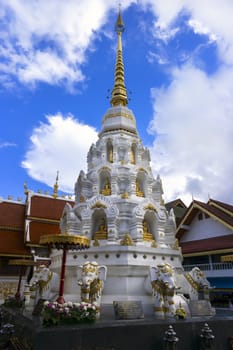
(1, 0, 233, 206)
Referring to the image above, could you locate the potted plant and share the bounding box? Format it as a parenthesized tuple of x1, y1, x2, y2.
(174, 303, 187, 319)
(42, 301, 97, 327)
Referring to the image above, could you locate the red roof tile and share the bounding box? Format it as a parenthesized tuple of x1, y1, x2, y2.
(0, 229, 30, 256)
(177, 199, 233, 239)
(180, 234, 233, 254)
(208, 198, 233, 214)
(28, 195, 74, 220)
(0, 201, 25, 228)
(27, 221, 60, 245)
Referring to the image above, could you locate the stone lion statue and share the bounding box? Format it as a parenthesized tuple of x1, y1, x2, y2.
(28, 265, 59, 305)
(149, 263, 177, 319)
(77, 261, 107, 318)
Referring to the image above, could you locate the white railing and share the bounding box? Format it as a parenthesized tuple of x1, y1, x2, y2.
(183, 262, 233, 272)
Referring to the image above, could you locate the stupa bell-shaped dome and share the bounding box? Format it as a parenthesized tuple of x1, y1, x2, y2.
(101, 105, 137, 135)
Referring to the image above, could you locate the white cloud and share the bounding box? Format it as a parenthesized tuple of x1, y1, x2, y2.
(140, 0, 184, 28)
(0, 142, 16, 148)
(137, 0, 233, 205)
(21, 114, 98, 193)
(0, 0, 117, 89)
(188, 20, 217, 43)
(143, 0, 233, 64)
(2, 0, 233, 207)
(149, 64, 233, 205)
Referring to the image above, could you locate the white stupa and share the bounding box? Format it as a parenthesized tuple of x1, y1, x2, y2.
(50, 9, 185, 317)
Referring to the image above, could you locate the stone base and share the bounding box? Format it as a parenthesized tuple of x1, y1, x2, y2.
(189, 300, 216, 317)
(1, 307, 233, 350)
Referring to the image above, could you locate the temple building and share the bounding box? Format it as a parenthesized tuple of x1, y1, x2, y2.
(177, 198, 233, 305)
(0, 185, 74, 301)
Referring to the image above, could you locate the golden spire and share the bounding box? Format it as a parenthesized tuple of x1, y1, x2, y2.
(53, 171, 59, 198)
(110, 6, 128, 107)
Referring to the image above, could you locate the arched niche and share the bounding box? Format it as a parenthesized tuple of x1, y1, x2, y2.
(136, 170, 147, 197)
(117, 145, 127, 163)
(107, 139, 113, 163)
(130, 143, 137, 165)
(143, 211, 158, 242)
(99, 169, 111, 196)
(92, 210, 108, 240)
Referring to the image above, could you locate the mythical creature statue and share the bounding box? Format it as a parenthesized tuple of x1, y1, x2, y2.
(77, 261, 107, 318)
(28, 265, 59, 305)
(176, 266, 211, 301)
(149, 263, 177, 319)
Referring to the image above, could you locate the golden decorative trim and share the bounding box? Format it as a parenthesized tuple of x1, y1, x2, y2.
(0, 226, 23, 232)
(82, 263, 97, 274)
(91, 201, 107, 209)
(0, 253, 31, 257)
(103, 111, 134, 122)
(26, 243, 44, 248)
(79, 195, 86, 203)
(151, 240, 157, 248)
(38, 271, 53, 294)
(26, 216, 60, 224)
(89, 279, 103, 302)
(137, 167, 147, 173)
(173, 239, 180, 250)
(9, 259, 38, 266)
(183, 248, 233, 257)
(209, 200, 233, 216)
(94, 232, 107, 240)
(99, 166, 111, 172)
(93, 239, 100, 246)
(184, 273, 199, 292)
(120, 233, 134, 246)
(153, 307, 164, 312)
(143, 204, 157, 212)
(143, 234, 153, 242)
(121, 192, 129, 199)
(39, 233, 90, 248)
(100, 128, 137, 135)
(221, 254, 233, 262)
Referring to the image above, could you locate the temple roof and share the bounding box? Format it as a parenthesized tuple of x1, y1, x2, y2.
(0, 201, 25, 228)
(27, 194, 73, 220)
(0, 201, 29, 256)
(176, 198, 233, 239)
(180, 234, 233, 255)
(0, 193, 74, 255)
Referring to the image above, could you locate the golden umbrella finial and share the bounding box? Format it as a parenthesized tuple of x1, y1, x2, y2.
(110, 6, 128, 107)
(39, 232, 90, 304)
